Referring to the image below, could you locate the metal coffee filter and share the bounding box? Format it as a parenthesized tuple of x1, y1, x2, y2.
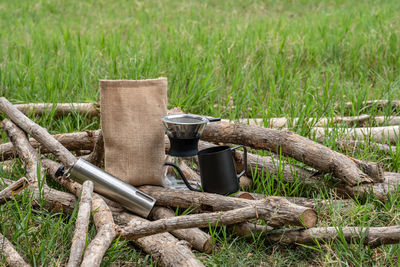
(162, 114, 208, 139)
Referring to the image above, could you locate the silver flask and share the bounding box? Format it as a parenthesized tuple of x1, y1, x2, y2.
(67, 158, 156, 218)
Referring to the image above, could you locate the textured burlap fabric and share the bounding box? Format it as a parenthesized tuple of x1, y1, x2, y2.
(100, 78, 167, 186)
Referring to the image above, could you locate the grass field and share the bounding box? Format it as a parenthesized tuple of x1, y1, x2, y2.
(1, 0, 400, 265)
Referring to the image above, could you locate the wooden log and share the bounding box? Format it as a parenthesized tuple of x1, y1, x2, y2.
(139, 186, 317, 228)
(341, 99, 400, 110)
(178, 159, 200, 181)
(114, 212, 205, 267)
(13, 101, 400, 127)
(374, 116, 400, 126)
(43, 159, 204, 267)
(0, 177, 29, 204)
(82, 130, 104, 167)
(80, 195, 116, 267)
(0, 233, 31, 267)
(2, 119, 45, 182)
(2, 178, 77, 214)
(151, 207, 213, 253)
(0, 160, 16, 172)
(0, 97, 77, 168)
(67, 180, 94, 267)
(236, 192, 355, 210)
(235, 224, 400, 248)
(233, 115, 400, 128)
(201, 121, 382, 185)
(231, 144, 400, 202)
(0, 130, 100, 161)
(230, 145, 320, 185)
(311, 126, 400, 144)
(119, 201, 281, 240)
(229, 114, 371, 128)
(347, 156, 383, 183)
(336, 172, 400, 202)
(14, 102, 100, 117)
(338, 140, 396, 154)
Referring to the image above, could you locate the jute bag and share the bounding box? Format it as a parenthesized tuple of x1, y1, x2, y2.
(100, 78, 167, 186)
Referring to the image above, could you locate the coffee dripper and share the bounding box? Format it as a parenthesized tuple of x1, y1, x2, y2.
(162, 114, 247, 195)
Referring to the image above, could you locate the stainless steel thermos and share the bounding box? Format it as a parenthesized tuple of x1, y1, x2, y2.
(58, 158, 156, 218)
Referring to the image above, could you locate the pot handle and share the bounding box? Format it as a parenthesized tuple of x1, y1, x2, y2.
(230, 145, 247, 180)
(164, 162, 201, 192)
(207, 117, 221, 122)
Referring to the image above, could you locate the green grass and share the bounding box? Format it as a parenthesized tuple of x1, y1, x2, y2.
(1, 0, 400, 265)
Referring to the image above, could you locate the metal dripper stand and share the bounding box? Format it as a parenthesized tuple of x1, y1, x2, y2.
(162, 114, 220, 190)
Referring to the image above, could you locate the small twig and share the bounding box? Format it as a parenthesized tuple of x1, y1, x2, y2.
(79, 195, 116, 267)
(234, 224, 400, 248)
(67, 180, 94, 267)
(151, 207, 213, 253)
(0, 130, 100, 161)
(0, 177, 29, 205)
(14, 102, 100, 118)
(0, 97, 77, 168)
(0, 233, 31, 267)
(119, 202, 285, 240)
(2, 119, 45, 182)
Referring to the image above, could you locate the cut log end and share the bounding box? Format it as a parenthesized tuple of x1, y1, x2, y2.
(301, 209, 318, 229)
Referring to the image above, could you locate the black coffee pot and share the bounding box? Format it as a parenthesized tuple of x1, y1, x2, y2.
(165, 145, 247, 195)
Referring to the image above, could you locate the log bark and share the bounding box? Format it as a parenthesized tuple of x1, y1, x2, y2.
(0, 97, 77, 168)
(235, 224, 400, 247)
(83, 130, 104, 167)
(119, 201, 281, 239)
(151, 207, 213, 253)
(0, 177, 29, 204)
(347, 157, 383, 183)
(2, 119, 45, 182)
(201, 121, 382, 185)
(336, 172, 400, 202)
(0, 233, 31, 267)
(14, 102, 100, 117)
(67, 180, 94, 267)
(236, 192, 355, 210)
(311, 126, 400, 144)
(139, 186, 317, 228)
(0, 130, 100, 161)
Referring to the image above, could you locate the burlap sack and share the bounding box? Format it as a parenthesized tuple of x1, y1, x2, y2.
(100, 78, 167, 186)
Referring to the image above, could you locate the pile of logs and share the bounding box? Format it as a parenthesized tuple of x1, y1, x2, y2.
(0, 98, 400, 266)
